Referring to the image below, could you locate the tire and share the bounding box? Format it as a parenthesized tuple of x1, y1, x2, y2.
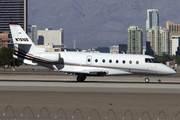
(77, 76, 85, 82)
(145, 78, 149, 83)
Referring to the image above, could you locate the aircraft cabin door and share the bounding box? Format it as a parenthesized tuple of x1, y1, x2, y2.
(86, 55, 92, 65)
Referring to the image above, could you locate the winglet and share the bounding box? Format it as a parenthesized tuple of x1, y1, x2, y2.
(9, 22, 19, 25)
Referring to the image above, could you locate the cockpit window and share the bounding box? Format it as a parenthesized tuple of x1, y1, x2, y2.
(145, 58, 152, 63)
(151, 58, 160, 63)
(145, 58, 160, 63)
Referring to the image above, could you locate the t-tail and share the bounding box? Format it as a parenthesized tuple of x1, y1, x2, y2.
(9, 23, 61, 65)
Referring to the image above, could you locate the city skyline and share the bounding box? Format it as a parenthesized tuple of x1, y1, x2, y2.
(28, 0, 180, 49)
(0, 0, 179, 51)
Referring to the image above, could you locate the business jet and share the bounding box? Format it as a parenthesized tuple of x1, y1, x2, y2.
(9, 23, 176, 83)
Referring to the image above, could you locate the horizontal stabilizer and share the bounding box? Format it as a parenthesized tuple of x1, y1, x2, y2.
(23, 59, 38, 66)
(13, 54, 38, 65)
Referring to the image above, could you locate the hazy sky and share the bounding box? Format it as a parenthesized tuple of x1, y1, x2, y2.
(28, 0, 180, 49)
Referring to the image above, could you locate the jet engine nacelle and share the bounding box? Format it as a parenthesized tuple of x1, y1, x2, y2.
(37, 53, 61, 63)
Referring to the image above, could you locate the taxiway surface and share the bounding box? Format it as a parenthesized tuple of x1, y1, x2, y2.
(0, 67, 179, 120)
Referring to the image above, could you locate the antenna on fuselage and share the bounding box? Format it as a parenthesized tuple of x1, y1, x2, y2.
(121, 51, 125, 54)
(76, 49, 79, 52)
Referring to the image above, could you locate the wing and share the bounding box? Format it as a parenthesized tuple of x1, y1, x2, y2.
(62, 69, 108, 76)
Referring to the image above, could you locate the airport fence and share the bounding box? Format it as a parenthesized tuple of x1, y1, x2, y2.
(1, 105, 180, 120)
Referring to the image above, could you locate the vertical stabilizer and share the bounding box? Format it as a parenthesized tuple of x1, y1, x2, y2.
(9, 23, 45, 54)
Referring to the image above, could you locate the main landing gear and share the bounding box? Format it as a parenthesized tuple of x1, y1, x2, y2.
(144, 76, 150, 83)
(76, 74, 86, 82)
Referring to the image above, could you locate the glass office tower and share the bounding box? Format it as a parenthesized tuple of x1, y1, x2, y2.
(127, 26, 143, 54)
(146, 9, 159, 29)
(0, 0, 27, 33)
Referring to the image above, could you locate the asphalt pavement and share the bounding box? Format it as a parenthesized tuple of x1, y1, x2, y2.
(0, 65, 179, 120)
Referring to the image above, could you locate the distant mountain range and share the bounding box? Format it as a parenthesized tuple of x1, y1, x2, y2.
(28, 0, 180, 49)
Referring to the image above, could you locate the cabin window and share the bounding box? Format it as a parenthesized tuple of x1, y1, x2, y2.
(109, 60, 112, 63)
(122, 60, 126, 64)
(116, 60, 119, 63)
(136, 61, 139, 64)
(129, 60, 132, 64)
(95, 59, 98, 63)
(88, 59, 91, 62)
(102, 59, 105, 63)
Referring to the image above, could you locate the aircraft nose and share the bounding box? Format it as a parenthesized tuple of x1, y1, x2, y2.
(168, 67, 177, 75)
(159, 65, 177, 75)
(172, 69, 177, 74)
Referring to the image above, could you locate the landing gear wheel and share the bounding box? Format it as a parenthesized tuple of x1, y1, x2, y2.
(76, 75, 86, 82)
(144, 77, 150, 83)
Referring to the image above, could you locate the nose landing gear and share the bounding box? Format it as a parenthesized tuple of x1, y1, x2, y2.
(144, 76, 150, 83)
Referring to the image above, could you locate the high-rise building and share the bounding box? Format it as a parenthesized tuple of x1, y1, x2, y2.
(170, 36, 180, 56)
(38, 28, 64, 48)
(0, 0, 27, 33)
(146, 9, 159, 29)
(127, 26, 143, 54)
(166, 21, 180, 40)
(146, 26, 169, 56)
(28, 25, 38, 45)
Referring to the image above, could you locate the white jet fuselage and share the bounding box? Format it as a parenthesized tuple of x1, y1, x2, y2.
(48, 52, 176, 76)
